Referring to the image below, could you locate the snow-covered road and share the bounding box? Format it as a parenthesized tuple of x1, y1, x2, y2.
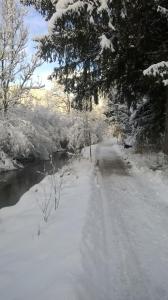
(79, 141, 168, 300)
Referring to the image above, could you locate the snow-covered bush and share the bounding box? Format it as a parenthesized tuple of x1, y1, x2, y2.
(0, 104, 107, 172)
(60, 110, 106, 153)
(0, 106, 61, 163)
(0, 119, 34, 158)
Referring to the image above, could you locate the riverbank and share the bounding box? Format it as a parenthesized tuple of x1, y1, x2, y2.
(0, 150, 93, 300)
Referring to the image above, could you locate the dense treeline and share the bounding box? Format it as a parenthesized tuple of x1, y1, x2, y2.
(22, 0, 168, 151)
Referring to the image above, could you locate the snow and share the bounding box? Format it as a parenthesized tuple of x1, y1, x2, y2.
(0, 151, 17, 172)
(108, 21, 116, 31)
(48, 0, 84, 33)
(89, 15, 94, 24)
(143, 61, 168, 84)
(120, 145, 168, 184)
(0, 158, 93, 300)
(0, 107, 61, 168)
(99, 34, 115, 53)
(80, 140, 168, 299)
(98, 0, 108, 12)
(1, 139, 168, 299)
(157, 5, 168, 17)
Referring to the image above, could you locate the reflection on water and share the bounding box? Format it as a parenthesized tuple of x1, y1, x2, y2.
(0, 152, 68, 209)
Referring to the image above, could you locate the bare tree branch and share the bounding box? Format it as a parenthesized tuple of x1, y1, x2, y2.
(0, 0, 42, 114)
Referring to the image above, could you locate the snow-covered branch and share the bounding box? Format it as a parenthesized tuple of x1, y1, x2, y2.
(143, 61, 168, 85)
(157, 5, 168, 18)
(0, 0, 42, 114)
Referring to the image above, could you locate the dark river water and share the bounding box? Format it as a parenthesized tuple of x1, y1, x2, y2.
(0, 152, 68, 210)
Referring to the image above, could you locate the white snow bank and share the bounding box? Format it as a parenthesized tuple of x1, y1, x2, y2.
(0, 156, 93, 300)
(118, 142, 168, 185)
(0, 150, 19, 172)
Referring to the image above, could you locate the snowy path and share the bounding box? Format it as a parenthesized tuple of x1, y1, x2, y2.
(1, 141, 168, 300)
(79, 141, 168, 300)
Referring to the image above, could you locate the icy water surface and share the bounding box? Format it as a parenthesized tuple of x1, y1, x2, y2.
(0, 152, 68, 209)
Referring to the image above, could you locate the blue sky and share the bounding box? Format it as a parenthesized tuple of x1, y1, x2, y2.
(25, 8, 55, 89)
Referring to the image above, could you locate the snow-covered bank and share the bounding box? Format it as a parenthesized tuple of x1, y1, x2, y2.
(120, 144, 168, 184)
(0, 156, 93, 300)
(0, 150, 18, 172)
(102, 137, 168, 184)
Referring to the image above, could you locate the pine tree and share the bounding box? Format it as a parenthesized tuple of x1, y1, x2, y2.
(22, 0, 168, 149)
(21, 0, 116, 109)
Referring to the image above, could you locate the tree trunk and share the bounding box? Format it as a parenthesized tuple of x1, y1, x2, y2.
(164, 87, 168, 154)
(3, 90, 8, 117)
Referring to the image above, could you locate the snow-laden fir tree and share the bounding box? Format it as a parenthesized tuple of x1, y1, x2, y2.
(142, 0, 168, 152)
(21, 0, 118, 110)
(22, 0, 168, 151)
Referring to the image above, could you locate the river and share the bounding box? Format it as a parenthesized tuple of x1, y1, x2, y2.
(0, 152, 68, 209)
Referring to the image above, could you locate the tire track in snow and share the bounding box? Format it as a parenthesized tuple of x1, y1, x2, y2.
(77, 166, 112, 300)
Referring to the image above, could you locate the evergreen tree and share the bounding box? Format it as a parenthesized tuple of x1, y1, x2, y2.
(22, 0, 168, 149)
(21, 0, 116, 109)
